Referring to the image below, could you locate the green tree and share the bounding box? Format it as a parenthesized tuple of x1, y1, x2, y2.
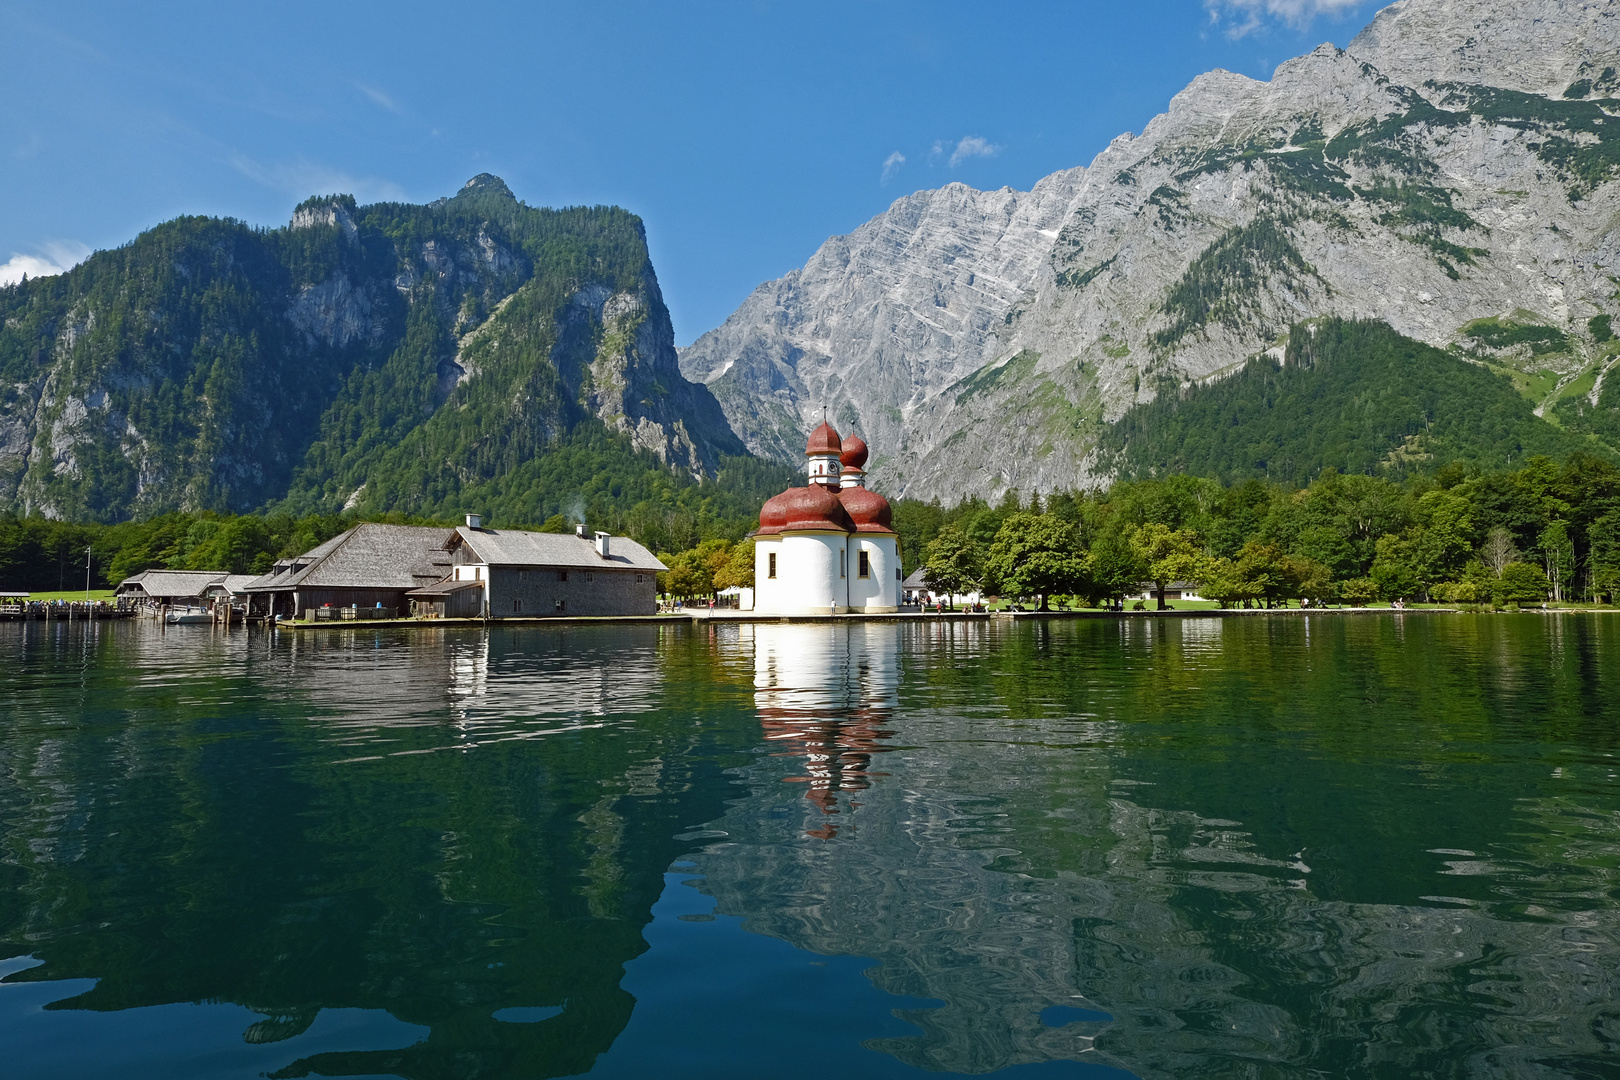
(1590, 512, 1620, 602)
(1495, 561, 1550, 606)
(1537, 520, 1575, 602)
(1410, 489, 1476, 584)
(1336, 577, 1380, 606)
(1201, 557, 1263, 608)
(1283, 553, 1334, 605)
(1129, 523, 1207, 609)
(1431, 580, 1482, 603)
(662, 551, 712, 600)
(1086, 530, 1143, 607)
(1370, 533, 1423, 601)
(1231, 542, 1292, 606)
(984, 513, 1089, 611)
(1084, 530, 1141, 607)
(922, 525, 985, 610)
(712, 540, 755, 591)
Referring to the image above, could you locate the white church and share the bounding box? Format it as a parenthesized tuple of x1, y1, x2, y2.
(751, 422, 901, 616)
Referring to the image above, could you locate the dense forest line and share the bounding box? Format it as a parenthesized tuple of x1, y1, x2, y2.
(884, 452, 1620, 608)
(0, 450, 796, 592)
(651, 452, 1620, 609)
(6, 446, 1619, 610)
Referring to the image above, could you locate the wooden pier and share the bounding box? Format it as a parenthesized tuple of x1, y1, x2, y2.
(0, 601, 136, 622)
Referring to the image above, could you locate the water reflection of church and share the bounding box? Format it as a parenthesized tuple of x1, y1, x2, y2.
(751, 622, 901, 838)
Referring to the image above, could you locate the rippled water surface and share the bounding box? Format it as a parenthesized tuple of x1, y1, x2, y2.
(1, 614, 1617, 1079)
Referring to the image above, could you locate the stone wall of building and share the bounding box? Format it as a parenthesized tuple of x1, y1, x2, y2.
(485, 566, 657, 617)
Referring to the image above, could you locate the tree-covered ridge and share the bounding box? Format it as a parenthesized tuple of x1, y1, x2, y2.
(0, 175, 740, 524)
(1097, 318, 1607, 487)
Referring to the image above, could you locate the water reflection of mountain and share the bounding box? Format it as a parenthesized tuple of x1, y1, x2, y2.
(0, 621, 753, 1080)
(696, 617, 1620, 1079)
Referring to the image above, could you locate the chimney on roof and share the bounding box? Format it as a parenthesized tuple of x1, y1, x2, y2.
(575, 523, 587, 538)
(465, 514, 481, 529)
(595, 531, 611, 558)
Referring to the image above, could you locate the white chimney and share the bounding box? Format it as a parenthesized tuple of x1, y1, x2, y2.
(575, 523, 587, 538)
(465, 514, 481, 529)
(595, 531, 611, 558)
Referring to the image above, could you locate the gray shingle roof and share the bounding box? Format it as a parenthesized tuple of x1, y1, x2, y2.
(116, 570, 230, 599)
(202, 575, 263, 596)
(244, 523, 456, 592)
(454, 527, 665, 571)
(405, 577, 484, 597)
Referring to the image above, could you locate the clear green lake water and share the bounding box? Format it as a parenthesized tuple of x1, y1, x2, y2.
(1, 614, 1617, 1079)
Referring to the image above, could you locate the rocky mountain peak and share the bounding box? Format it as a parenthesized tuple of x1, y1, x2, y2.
(1348, 0, 1620, 97)
(681, 0, 1620, 502)
(456, 173, 516, 201)
(289, 195, 359, 240)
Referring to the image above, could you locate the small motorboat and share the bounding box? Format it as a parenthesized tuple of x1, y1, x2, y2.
(165, 607, 213, 625)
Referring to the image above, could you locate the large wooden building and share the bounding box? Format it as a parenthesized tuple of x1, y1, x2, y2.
(116, 570, 234, 612)
(409, 522, 665, 618)
(242, 519, 664, 620)
(243, 523, 457, 619)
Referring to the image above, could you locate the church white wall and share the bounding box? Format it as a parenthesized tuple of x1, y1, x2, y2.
(754, 531, 849, 615)
(784, 532, 847, 614)
(848, 535, 899, 613)
(754, 536, 785, 614)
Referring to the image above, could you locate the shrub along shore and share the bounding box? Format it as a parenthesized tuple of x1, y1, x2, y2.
(4, 453, 1619, 611)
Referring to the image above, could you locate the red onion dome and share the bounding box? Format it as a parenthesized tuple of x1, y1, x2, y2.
(839, 434, 869, 469)
(839, 485, 894, 533)
(756, 491, 792, 535)
(805, 421, 842, 457)
(779, 486, 855, 532)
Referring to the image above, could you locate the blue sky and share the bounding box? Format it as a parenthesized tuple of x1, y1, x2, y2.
(2, 0, 1381, 344)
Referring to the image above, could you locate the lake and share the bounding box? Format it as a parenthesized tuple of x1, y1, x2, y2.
(1, 614, 1617, 1079)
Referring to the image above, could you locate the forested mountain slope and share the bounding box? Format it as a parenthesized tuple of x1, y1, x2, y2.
(682, 0, 1620, 501)
(1099, 317, 1600, 485)
(0, 175, 745, 523)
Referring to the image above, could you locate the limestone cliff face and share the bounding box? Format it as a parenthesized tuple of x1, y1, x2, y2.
(682, 0, 1620, 501)
(550, 262, 740, 480)
(679, 172, 1088, 470)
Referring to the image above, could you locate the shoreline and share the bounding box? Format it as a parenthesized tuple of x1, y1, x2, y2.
(211, 605, 1620, 629)
(15, 608, 1614, 632)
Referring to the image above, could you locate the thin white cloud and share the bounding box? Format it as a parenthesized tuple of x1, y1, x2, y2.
(229, 152, 408, 204)
(881, 151, 906, 184)
(1207, 0, 1363, 37)
(948, 135, 1001, 168)
(357, 83, 403, 114)
(0, 240, 92, 287)
(928, 139, 946, 165)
